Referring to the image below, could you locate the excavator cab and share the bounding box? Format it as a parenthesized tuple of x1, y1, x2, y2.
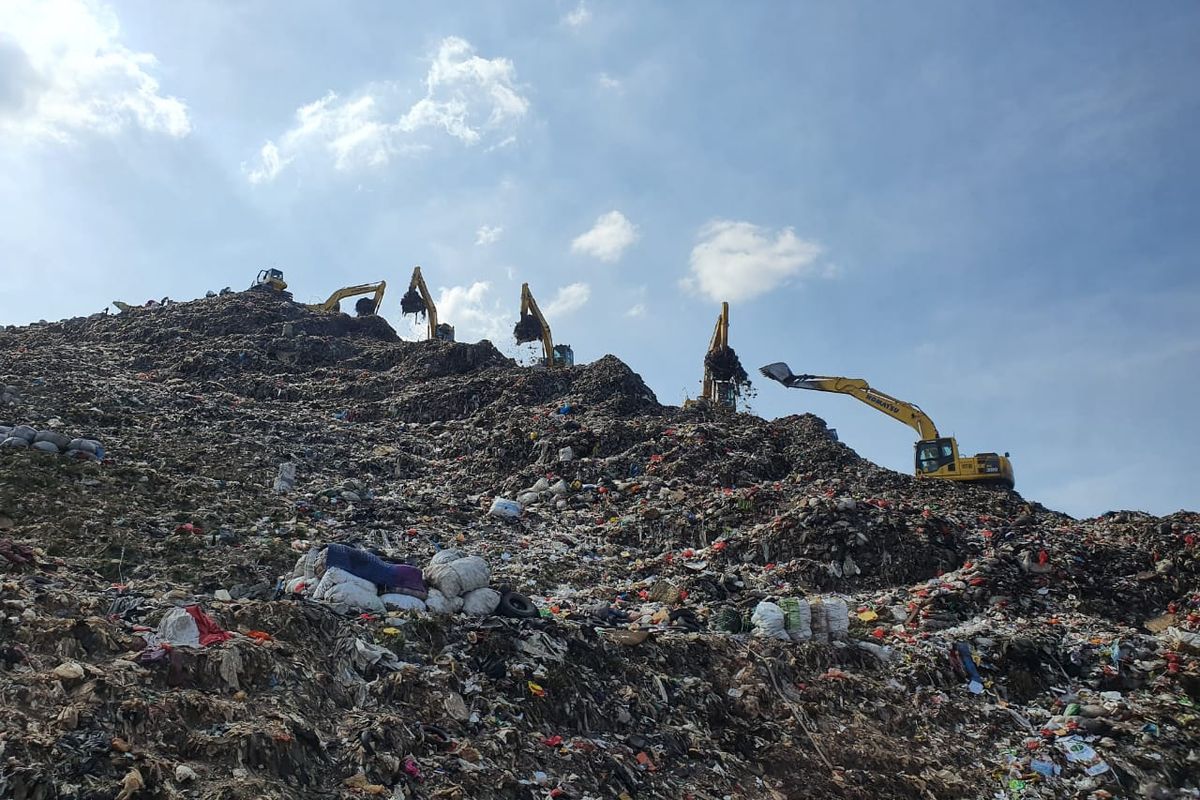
(435, 323, 456, 342)
(916, 438, 958, 475)
(254, 269, 287, 291)
(553, 344, 575, 367)
(715, 381, 737, 410)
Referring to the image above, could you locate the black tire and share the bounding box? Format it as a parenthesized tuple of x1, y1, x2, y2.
(497, 591, 538, 618)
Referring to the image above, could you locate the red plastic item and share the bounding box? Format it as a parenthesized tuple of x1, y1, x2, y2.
(183, 605, 231, 646)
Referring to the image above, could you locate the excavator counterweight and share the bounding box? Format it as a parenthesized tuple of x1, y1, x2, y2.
(760, 361, 1014, 489)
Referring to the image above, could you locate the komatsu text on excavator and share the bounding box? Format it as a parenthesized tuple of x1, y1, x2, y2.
(760, 362, 1015, 489)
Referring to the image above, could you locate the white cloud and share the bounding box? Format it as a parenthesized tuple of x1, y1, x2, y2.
(0, 0, 190, 143)
(245, 141, 290, 185)
(563, 2, 592, 29)
(475, 225, 503, 246)
(682, 220, 825, 302)
(598, 73, 622, 92)
(625, 303, 646, 318)
(436, 281, 510, 343)
(544, 282, 591, 317)
(570, 210, 638, 262)
(244, 37, 528, 182)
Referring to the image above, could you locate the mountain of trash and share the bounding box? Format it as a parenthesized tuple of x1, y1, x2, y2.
(1, 290, 1196, 800)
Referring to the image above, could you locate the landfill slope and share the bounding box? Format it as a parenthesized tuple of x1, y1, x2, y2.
(0, 291, 1197, 800)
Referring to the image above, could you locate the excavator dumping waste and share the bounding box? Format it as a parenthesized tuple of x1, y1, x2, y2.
(400, 288, 427, 316)
(513, 313, 542, 344)
(400, 266, 454, 341)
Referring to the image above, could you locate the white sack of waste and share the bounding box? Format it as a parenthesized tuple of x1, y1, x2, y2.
(751, 601, 791, 641)
(425, 589, 464, 614)
(461, 587, 501, 616)
(381, 593, 427, 612)
(424, 555, 490, 599)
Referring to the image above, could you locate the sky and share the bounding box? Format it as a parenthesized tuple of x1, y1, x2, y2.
(1, 1, 1198, 519)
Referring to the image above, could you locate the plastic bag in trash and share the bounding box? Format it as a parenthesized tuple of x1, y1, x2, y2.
(488, 498, 523, 518)
(157, 607, 201, 647)
(751, 601, 790, 641)
(273, 462, 296, 494)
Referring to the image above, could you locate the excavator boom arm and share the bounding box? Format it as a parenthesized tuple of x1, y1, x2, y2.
(759, 363, 940, 440)
(315, 281, 386, 313)
(409, 267, 439, 339)
(520, 284, 554, 366)
(701, 302, 730, 402)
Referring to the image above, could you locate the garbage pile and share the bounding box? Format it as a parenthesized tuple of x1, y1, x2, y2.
(0, 290, 1197, 799)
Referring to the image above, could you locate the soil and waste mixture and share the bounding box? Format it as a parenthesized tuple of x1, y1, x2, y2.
(513, 313, 543, 346)
(399, 289, 428, 318)
(1, 291, 1197, 800)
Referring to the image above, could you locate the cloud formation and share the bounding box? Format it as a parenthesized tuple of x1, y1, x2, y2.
(0, 0, 190, 143)
(683, 220, 824, 302)
(435, 282, 510, 343)
(245, 37, 528, 183)
(570, 210, 638, 262)
(544, 282, 591, 317)
(563, 2, 592, 29)
(475, 225, 503, 246)
(597, 73, 623, 92)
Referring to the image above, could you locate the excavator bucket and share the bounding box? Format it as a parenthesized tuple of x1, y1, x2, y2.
(759, 362, 796, 386)
(704, 346, 748, 384)
(400, 287, 427, 316)
(513, 313, 543, 345)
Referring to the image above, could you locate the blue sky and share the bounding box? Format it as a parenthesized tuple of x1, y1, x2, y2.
(2, 1, 1198, 518)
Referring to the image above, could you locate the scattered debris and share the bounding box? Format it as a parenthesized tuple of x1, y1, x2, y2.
(0, 290, 1196, 799)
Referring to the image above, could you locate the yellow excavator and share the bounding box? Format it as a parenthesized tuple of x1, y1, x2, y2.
(399, 266, 455, 341)
(307, 282, 386, 316)
(759, 362, 1015, 489)
(514, 283, 573, 368)
(699, 302, 739, 410)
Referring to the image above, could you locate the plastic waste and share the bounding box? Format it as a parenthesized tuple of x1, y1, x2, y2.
(157, 607, 201, 647)
(488, 498, 522, 518)
(273, 461, 296, 493)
